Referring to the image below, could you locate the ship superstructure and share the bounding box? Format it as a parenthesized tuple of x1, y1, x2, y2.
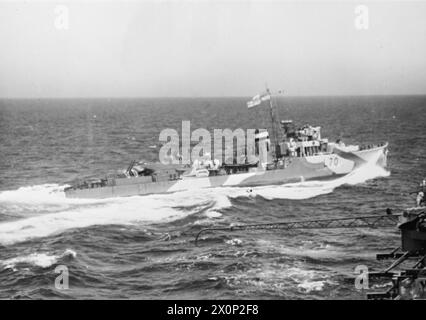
(65, 89, 388, 199)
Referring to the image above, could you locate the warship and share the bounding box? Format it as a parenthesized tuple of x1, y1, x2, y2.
(65, 89, 388, 199)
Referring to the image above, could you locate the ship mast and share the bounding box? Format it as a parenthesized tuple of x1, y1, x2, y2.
(265, 87, 280, 160)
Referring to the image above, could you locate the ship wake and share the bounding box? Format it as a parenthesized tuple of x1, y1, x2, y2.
(0, 163, 389, 246)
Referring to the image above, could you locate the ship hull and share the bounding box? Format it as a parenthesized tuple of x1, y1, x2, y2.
(65, 144, 388, 199)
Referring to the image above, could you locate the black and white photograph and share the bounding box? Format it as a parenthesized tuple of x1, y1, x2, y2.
(0, 0, 425, 306)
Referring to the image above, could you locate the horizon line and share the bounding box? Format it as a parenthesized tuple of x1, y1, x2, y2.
(1, 93, 426, 100)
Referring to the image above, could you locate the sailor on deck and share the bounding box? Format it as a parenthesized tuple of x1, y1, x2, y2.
(288, 138, 297, 157)
(417, 191, 425, 207)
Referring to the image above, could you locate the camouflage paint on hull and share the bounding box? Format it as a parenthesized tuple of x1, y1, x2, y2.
(65, 144, 388, 199)
(333, 144, 388, 168)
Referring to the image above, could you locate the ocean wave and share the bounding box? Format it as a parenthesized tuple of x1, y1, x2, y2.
(1, 249, 77, 271)
(255, 238, 353, 263)
(225, 238, 243, 246)
(285, 267, 336, 293)
(0, 188, 231, 245)
(223, 262, 336, 296)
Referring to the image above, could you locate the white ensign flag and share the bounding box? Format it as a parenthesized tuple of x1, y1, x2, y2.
(247, 93, 270, 108)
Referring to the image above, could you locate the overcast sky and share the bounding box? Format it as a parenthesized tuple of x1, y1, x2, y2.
(0, 0, 425, 98)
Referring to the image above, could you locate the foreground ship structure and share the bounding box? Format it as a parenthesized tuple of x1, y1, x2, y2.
(367, 207, 426, 300)
(65, 89, 388, 199)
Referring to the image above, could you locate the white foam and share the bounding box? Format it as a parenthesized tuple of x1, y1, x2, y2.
(0, 188, 230, 245)
(224, 263, 334, 294)
(0, 184, 106, 205)
(285, 267, 338, 293)
(205, 211, 222, 218)
(1, 249, 76, 270)
(225, 238, 243, 246)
